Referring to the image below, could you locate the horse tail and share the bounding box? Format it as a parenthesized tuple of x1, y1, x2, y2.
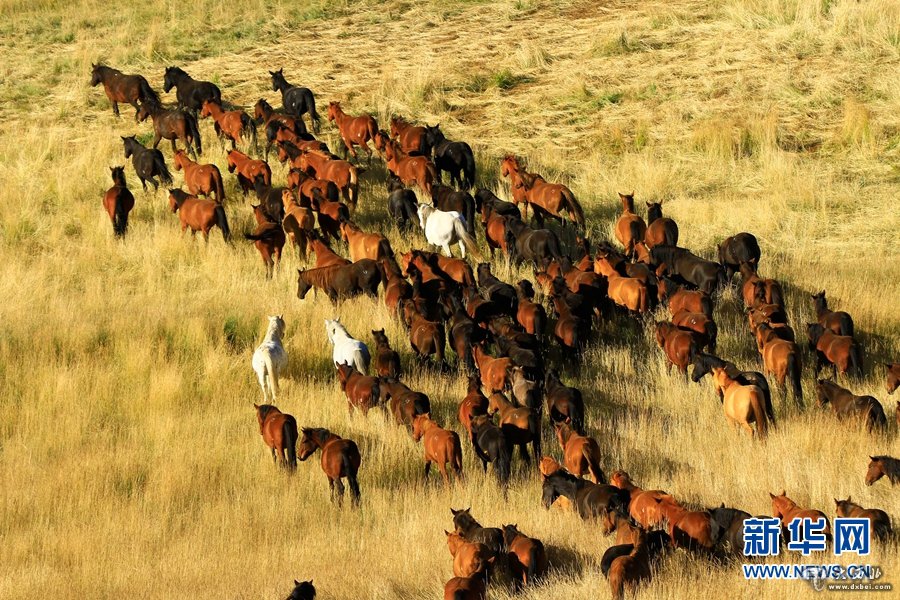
(377, 238, 394, 260)
(584, 446, 605, 484)
(113, 194, 129, 237)
(496, 444, 511, 491)
(214, 205, 231, 242)
(529, 411, 541, 460)
(214, 171, 225, 204)
(462, 144, 476, 190)
(750, 391, 768, 440)
(571, 401, 586, 437)
(560, 188, 585, 229)
(343, 450, 361, 505)
(609, 564, 625, 600)
(138, 77, 159, 104)
(242, 112, 259, 154)
(453, 219, 483, 262)
(309, 94, 321, 133)
(849, 342, 863, 378)
(866, 401, 887, 434)
(264, 351, 279, 398)
(366, 117, 378, 143)
(547, 232, 564, 262)
(154, 152, 173, 186)
(465, 197, 476, 236)
(187, 113, 203, 156)
(787, 352, 803, 407)
(283, 417, 298, 472)
(326, 182, 340, 203)
(637, 283, 649, 314)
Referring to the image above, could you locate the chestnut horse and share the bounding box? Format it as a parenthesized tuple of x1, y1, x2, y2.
(711, 367, 768, 440)
(655, 321, 700, 374)
(672, 309, 717, 353)
(443, 576, 485, 600)
(173, 150, 224, 203)
(296, 260, 382, 303)
(282, 190, 315, 260)
(502, 524, 547, 588)
(254, 403, 297, 471)
(308, 231, 351, 268)
(609, 471, 674, 529)
(516, 171, 584, 229)
(168, 189, 230, 242)
(815, 379, 886, 433)
(102, 166, 134, 237)
(200, 100, 257, 151)
(288, 168, 339, 205)
(384, 140, 436, 196)
(90, 63, 158, 119)
(336, 363, 380, 415)
(595, 253, 650, 314)
(608, 530, 653, 600)
(298, 150, 359, 210)
(865, 456, 900, 486)
(244, 204, 285, 278)
(137, 100, 202, 158)
(339, 220, 394, 262)
(614, 193, 647, 257)
(644, 202, 678, 248)
(389, 115, 429, 155)
(445, 532, 494, 580)
(835, 497, 893, 542)
(515, 280, 546, 337)
(656, 499, 721, 554)
(310, 192, 350, 243)
(770, 491, 831, 540)
(298, 427, 361, 507)
(811, 291, 854, 337)
(555, 422, 605, 483)
(458, 374, 489, 437)
(472, 343, 512, 394)
(371, 329, 401, 379)
(327, 101, 378, 161)
(400, 300, 447, 368)
(227, 149, 271, 195)
(888, 363, 900, 394)
(412, 414, 463, 486)
(658, 277, 713, 317)
(740, 263, 783, 309)
(806, 323, 862, 378)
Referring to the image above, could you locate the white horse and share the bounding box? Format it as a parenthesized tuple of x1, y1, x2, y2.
(252, 315, 288, 402)
(325, 318, 370, 374)
(417, 203, 483, 260)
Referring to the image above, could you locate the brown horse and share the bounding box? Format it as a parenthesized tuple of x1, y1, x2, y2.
(770, 491, 831, 539)
(400, 300, 446, 368)
(173, 150, 225, 203)
(245, 204, 285, 278)
(555, 422, 605, 483)
(515, 281, 546, 337)
(310, 192, 350, 242)
(298, 427, 361, 507)
(298, 150, 359, 210)
(335, 363, 380, 415)
(255, 98, 307, 160)
(502, 524, 547, 588)
(327, 101, 378, 162)
(609, 471, 674, 529)
(515, 171, 585, 229)
(754, 323, 803, 405)
(740, 263, 783, 309)
(614, 193, 647, 257)
(595, 253, 650, 314)
(443, 577, 485, 600)
(254, 404, 298, 471)
(471, 343, 512, 394)
(712, 367, 768, 440)
(281, 189, 315, 260)
(655, 321, 699, 374)
(608, 530, 652, 600)
(200, 100, 257, 151)
(168, 189, 230, 241)
(445, 531, 495, 580)
(371, 329, 401, 379)
(103, 166, 135, 237)
(658, 277, 713, 317)
(288, 168, 339, 204)
(887, 363, 900, 394)
(812, 290, 854, 337)
(383, 140, 435, 196)
(412, 414, 463, 486)
(137, 100, 202, 158)
(865, 455, 900, 486)
(834, 497, 893, 542)
(807, 323, 862, 378)
(459, 374, 489, 438)
(656, 499, 721, 553)
(488, 392, 541, 464)
(500, 155, 530, 211)
(90, 63, 159, 119)
(378, 378, 430, 428)
(308, 231, 351, 268)
(644, 202, 678, 248)
(816, 380, 886, 433)
(227, 149, 271, 195)
(389, 115, 428, 155)
(339, 220, 393, 262)
(296, 260, 382, 302)
(672, 309, 717, 353)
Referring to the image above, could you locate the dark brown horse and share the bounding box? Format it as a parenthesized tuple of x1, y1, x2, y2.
(412, 414, 463, 486)
(888, 363, 900, 394)
(91, 64, 159, 119)
(255, 98, 308, 160)
(544, 369, 585, 434)
(608, 530, 653, 600)
(296, 260, 381, 302)
(541, 470, 630, 521)
(651, 246, 725, 296)
(254, 404, 298, 471)
(200, 100, 257, 151)
(163, 66, 221, 114)
(371, 329, 401, 379)
(327, 101, 378, 161)
(173, 151, 224, 203)
(298, 427, 361, 506)
(137, 100, 202, 157)
(816, 379, 886, 433)
(227, 149, 271, 195)
(336, 364, 380, 415)
(378, 378, 430, 428)
(122, 135, 173, 191)
(286, 579, 316, 600)
(102, 166, 134, 237)
(865, 456, 900, 486)
(835, 497, 893, 542)
(811, 291, 854, 337)
(310, 191, 350, 242)
(644, 202, 678, 248)
(244, 204, 284, 278)
(424, 125, 476, 189)
(655, 321, 699, 374)
(469, 415, 511, 491)
(502, 524, 547, 588)
(168, 189, 230, 242)
(389, 115, 429, 155)
(487, 392, 541, 465)
(718, 232, 760, 281)
(807, 323, 862, 378)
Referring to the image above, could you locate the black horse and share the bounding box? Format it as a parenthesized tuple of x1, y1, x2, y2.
(600, 531, 671, 576)
(708, 505, 754, 558)
(451, 508, 505, 557)
(424, 125, 476, 189)
(469, 414, 511, 492)
(432, 184, 476, 235)
(718, 232, 761, 281)
(121, 135, 173, 191)
(286, 579, 316, 600)
(253, 177, 287, 222)
(476, 188, 521, 224)
(476, 263, 518, 317)
(386, 178, 418, 230)
(163, 66, 221, 114)
(505, 218, 564, 267)
(270, 69, 320, 133)
(650, 245, 725, 296)
(690, 352, 778, 421)
(541, 470, 630, 520)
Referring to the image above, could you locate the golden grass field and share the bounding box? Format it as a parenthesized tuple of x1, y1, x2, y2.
(1, 0, 899, 598)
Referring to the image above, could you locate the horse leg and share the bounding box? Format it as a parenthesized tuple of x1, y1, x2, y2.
(334, 478, 346, 507)
(520, 442, 530, 464)
(329, 478, 336, 504)
(437, 462, 450, 487)
(423, 460, 432, 484)
(271, 447, 277, 464)
(442, 243, 453, 258)
(277, 446, 286, 467)
(112, 101, 120, 117)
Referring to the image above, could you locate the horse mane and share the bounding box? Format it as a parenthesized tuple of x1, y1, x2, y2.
(168, 189, 192, 207)
(873, 456, 900, 483)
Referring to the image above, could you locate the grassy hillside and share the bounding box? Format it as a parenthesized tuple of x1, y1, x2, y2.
(0, 1, 898, 598)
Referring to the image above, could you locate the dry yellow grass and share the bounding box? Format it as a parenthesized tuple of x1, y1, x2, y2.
(0, 0, 899, 598)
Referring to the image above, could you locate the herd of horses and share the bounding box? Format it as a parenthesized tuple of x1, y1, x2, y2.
(91, 62, 899, 600)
